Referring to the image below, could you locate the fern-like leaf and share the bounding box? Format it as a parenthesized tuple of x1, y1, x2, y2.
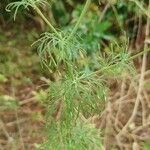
(6, 0, 48, 20)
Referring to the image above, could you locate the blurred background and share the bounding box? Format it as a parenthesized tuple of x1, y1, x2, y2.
(0, 0, 150, 149)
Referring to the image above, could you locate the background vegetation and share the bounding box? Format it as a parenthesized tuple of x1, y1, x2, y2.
(0, 0, 150, 150)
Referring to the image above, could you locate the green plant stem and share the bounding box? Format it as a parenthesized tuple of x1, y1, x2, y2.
(80, 48, 150, 79)
(130, 0, 150, 18)
(111, 4, 124, 33)
(34, 6, 61, 39)
(129, 48, 150, 60)
(67, 0, 91, 41)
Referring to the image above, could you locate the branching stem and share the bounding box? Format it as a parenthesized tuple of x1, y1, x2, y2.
(34, 6, 61, 39)
(129, 48, 150, 60)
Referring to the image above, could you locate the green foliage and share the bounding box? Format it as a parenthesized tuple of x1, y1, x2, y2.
(6, 0, 138, 149)
(98, 41, 136, 77)
(6, 0, 48, 20)
(70, 5, 113, 54)
(52, 0, 70, 25)
(48, 69, 107, 118)
(34, 31, 84, 70)
(33, 89, 48, 106)
(39, 122, 103, 150)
